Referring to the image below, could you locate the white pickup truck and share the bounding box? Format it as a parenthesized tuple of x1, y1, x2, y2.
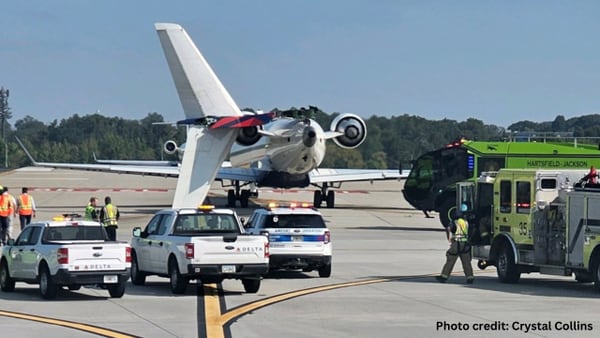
(130, 205, 269, 294)
(0, 218, 131, 299)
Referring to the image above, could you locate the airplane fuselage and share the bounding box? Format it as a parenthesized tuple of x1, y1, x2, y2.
(229, 117, 326, 175)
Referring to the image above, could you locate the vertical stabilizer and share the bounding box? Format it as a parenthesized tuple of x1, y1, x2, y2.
(155, 23, 241, 207)
(172, 126, 237, 208)
(155, 23, 242, 119)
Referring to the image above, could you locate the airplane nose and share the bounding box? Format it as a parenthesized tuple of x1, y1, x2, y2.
(303, 126, 317, 147)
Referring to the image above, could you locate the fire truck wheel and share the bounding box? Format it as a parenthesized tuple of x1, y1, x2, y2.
(497, 243, 520, 283)
(592, 256, 600, 292)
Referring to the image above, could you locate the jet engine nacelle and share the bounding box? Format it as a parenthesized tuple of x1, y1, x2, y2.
(163, 140, 179, 155)
(329, 113, 367, 149)
(236, 126, 262, 146)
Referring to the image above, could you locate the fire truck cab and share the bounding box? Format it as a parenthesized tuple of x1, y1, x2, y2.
(457, 168, 600, 290)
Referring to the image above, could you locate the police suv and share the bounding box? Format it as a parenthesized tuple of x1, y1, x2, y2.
(245, 203, 332, 277)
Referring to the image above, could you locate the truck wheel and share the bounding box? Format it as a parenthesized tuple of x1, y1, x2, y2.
(592, 256, 600, 292)
(497, 244, 520, 284)
(438, 198, 455, 228)
(130, 253, 147, 285)
(169, 258, 188, 294)
(318, 263, 332, 278)
(39, 266, 58, 299)
(0, 261, 15, 292)
(107, 281, 126, 298)
(242, 278, 261, 293)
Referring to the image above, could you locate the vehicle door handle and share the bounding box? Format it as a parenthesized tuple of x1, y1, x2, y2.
(159, 242, 163, 247)
(18, 249, 24, 252)
(29, 249, 35, 252)
(148, 241, 152, 246)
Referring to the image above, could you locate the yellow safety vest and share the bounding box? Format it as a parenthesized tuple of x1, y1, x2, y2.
(453, 218, 469, 242)
(103, 204, 118, 226)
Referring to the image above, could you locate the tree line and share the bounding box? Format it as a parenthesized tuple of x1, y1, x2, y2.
(4, 106, 600, 170)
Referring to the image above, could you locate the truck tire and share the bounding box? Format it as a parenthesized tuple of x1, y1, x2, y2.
(0, 261, 15, 292)
(130, 252, 147, 285)
(318, 263, 332, 278)
(438, 198, 455, 228)
(242, 278, 261, 293)
(169, 258, 188, 294)
(107, 281, 126, 298)
(497, 243, 520, 283)
(39, 265, 58, 299)
(592, 256, 600, 292)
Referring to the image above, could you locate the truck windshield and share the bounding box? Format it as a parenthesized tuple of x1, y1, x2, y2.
(173, 214, 239, 234)
(43, 226, 108, 242)
(263, 215, 326, 229)
(402, 146, 471, 211)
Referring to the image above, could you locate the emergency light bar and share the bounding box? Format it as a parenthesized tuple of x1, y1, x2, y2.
(266, 202, 313, 209)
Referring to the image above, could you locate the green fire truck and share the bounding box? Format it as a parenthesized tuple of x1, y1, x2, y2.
(457, 168, 600, 289)
(402, 137, 600, 227)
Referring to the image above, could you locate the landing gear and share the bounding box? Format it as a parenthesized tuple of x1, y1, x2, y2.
(313, 183, 336, 208)
(226, 181, 254, 208)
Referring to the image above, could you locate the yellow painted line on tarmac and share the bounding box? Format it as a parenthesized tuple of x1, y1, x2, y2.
(0, 310, 138, 338)
(203, 283, 225, 338)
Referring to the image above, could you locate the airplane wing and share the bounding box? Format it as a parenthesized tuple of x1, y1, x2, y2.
(309, 168, 410, 183)
(15, 136, 180, 177)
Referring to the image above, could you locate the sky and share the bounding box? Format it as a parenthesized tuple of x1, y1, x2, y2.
(1, 1, 599, 129)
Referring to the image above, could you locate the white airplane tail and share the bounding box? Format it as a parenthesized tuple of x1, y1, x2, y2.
(155, 23, 242, 119)
(156, 23, 241, 208)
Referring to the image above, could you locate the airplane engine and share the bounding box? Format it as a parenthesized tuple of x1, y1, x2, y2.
(236, 126, 262, 146)
(163, 140, 179, 155)
(329, 113, 367, 149)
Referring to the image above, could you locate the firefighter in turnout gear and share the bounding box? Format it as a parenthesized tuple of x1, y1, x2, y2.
(436, 210, 474, 284)
(99, 196, 119, 241)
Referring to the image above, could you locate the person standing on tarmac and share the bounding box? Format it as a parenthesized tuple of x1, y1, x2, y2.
(16, 187, 36, 230)
(84, 196, 99, 222)
(436, 210, 474, 284)
(4, 187, 16, 241)
(0, 187, 13, 245)
(99, 196, 119, 241)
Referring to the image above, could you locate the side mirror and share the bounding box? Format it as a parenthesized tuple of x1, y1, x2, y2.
(132, 227, 142, 237)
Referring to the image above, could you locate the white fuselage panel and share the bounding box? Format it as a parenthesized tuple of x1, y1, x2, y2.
(230, 118, 326, 175)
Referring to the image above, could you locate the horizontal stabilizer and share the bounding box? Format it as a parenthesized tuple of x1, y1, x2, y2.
(176, 111, 275, 128)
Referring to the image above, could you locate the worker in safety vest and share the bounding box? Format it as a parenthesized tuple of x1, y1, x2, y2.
(0, 187, 12, 245)
(99, 196, 119, 241)
(4, 187, 16, 241)
(16, 187, 36, 231)
(84, 196, 99, 222)
(436, 210, 474, 284)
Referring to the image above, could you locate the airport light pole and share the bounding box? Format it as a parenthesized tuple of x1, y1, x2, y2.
(0, 87, 10, 168)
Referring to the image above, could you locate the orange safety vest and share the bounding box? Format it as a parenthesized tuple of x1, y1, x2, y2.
(18, 194, 33, 215)
(0, 195, 11, 217)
